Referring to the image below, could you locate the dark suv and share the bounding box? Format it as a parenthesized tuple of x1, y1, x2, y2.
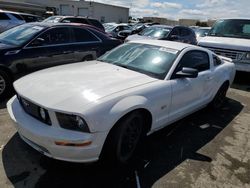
(0, 22, 121, 98)
(43, 16, 105, 32)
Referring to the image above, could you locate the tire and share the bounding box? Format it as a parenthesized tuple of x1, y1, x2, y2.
(209, 82, 229, 109)
(104, 112, 144, 164)
(0, 70, 11, 99)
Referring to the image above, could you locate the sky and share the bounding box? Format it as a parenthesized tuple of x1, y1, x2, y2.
(93, 0, 250, 20)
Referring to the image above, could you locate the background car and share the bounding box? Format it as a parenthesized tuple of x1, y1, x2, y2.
(199, 18, 250, 72)
(104, 23, 131, 38)
(8, 40, 235, 164)
(117, 22, 158, 40)
(43, 16, 105, 32)
(0, 22, 121, 98)
(125, 25, 197, 44)
(194, 27, 211, 41)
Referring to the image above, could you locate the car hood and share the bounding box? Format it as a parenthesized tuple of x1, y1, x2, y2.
(199, 36, 250, 51)
(14, 61, 157, 112)
(126, 34, 156, 42)
(0, 42, 18, 51)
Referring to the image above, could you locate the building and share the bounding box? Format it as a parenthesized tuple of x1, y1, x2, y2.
(143, 17, 179, 26)
(179, 19, 200, 26)
(0, 0, 129, 23)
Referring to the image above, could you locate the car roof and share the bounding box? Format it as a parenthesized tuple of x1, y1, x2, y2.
(128, 40, 194, 51)
(25, 22, 89, 27)
(218, 18, 250, 20)
(49, 15, 98, 20)
(151, 25, 173, 29)
(0, 9, 38, 17)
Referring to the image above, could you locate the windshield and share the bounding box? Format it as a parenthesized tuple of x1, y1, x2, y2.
(98, 43, 178, 79)
(43, 16, 62, 23)
(0, 24, 45, 46)
(104, 24, 117, 32)
(131, 23, 143, 30)
(139, 27, 171, 38)
(209, 19, 250, 39)
(196, 28, 210, 37)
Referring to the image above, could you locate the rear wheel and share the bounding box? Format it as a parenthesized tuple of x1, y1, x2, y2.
(104, 112, 144, 164)
(0, 70, 11, 99)
(209, 82, 229, 109)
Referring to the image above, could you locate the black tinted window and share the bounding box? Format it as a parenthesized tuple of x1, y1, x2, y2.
(62, 18, 88, 24)
(21, 15, 39, 22)
(171, 28, 179, 36)
(177, 51, 210, 72)
(213, 55, 222, 66)
(180, 28, 190, 36)
(39, 27, 71, 45)
(10, 13, 23, 20)
(72, 28, 98, 42)
(87, 19, 104, 30)
(0, 13, 10, 20)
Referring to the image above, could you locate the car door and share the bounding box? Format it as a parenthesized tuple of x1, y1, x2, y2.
(70, 27, 102, 61)
(20, 27, 75, 72)
(168, 50, 211, 123)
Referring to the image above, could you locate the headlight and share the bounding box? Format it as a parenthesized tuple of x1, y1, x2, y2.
(244, 52, 250, 60)
(56, 113, 90, 133)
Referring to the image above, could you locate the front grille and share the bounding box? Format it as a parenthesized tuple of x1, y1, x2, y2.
(203, 46, 245, 61)
(17, 95, 51, 125)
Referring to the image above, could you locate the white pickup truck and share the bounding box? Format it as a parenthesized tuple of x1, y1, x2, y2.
(199, 18, 250, 72)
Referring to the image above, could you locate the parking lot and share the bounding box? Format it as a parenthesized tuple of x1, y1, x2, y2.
(0, 72, 249, 188)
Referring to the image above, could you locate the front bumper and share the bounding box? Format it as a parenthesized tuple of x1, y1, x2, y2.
(234, 61, 250, 72)
(7, 96, 107, 163)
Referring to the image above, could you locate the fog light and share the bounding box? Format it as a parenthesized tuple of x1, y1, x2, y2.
(76, 116, 86, 129)
(39, 108, 46, 121)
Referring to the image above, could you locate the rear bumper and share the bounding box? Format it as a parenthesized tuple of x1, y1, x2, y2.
(7, 96, 107, 163)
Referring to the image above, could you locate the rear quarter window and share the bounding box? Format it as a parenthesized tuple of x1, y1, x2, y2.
(0, 13, 10, 20)
(213, 55, 222, 66)
(72, 28, 99, 42)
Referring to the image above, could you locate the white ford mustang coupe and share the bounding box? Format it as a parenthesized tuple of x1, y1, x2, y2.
(7, 40, 235, 164)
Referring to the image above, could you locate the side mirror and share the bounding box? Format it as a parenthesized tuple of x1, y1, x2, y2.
(169, 35, 179, 40)
(176, 67, 198, 78)
(31, 37, 45, 46)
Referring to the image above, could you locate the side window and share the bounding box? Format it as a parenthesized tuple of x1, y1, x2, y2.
(0, 13, 10, 20)
(31, 27, 71, 46)
(72, 28, 99, 42)
(10, 13, 23, 21)
(213, 55, 222, 66)
(176, 51, 210, 72)
(62, 18, 88, 24)
(87, 19, 103, 30)
(180, 28, 190, 36)
(170, 28, 179, 36)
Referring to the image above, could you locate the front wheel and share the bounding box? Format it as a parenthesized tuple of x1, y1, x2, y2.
(0, 70, 11, 99)
(105, 112, 144, 164)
